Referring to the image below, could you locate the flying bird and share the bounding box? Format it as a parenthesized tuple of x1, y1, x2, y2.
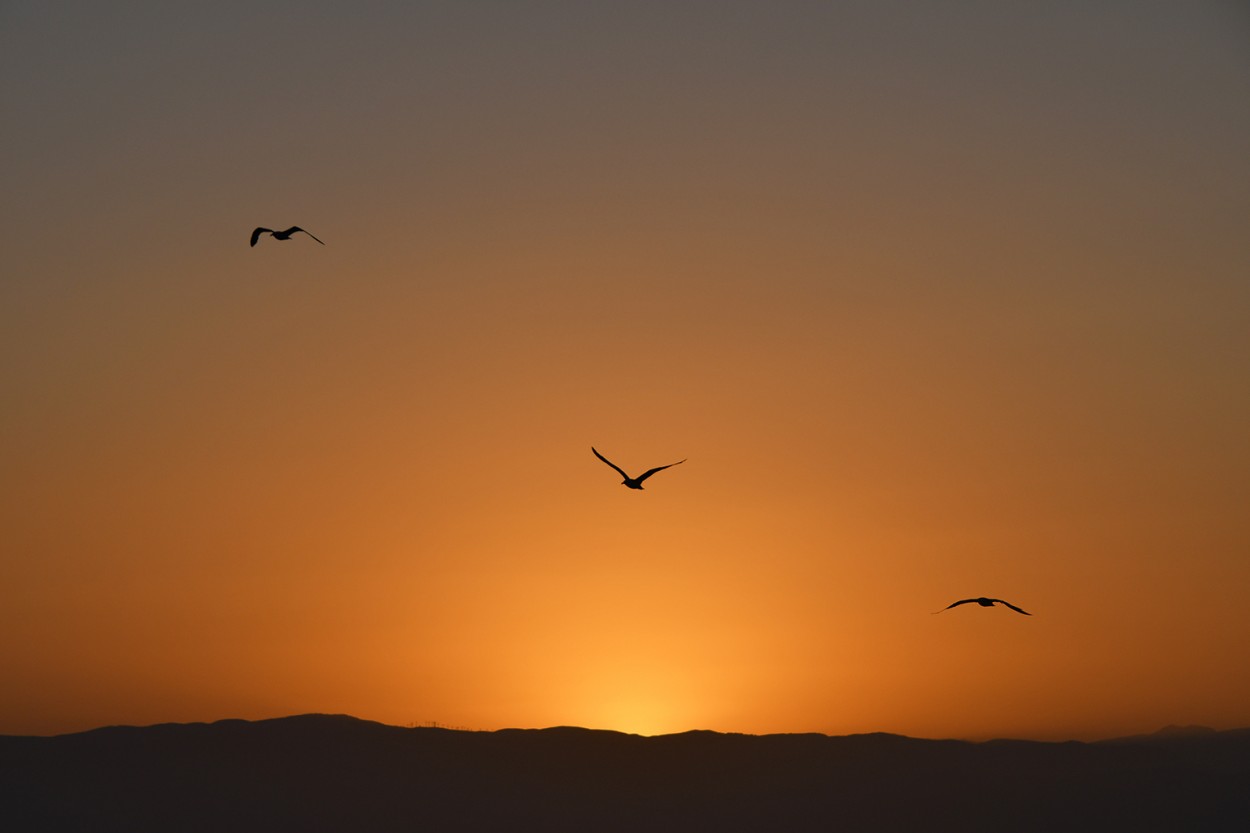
(592, 447, 685, 490)
(250, 226, 325, 246)
(934, 597, 1031, 615)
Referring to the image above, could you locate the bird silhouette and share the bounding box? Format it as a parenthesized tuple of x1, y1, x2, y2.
(592, 447, 685, 490)
(250, 226, 324, 246)
(934, 597, 1031, 615)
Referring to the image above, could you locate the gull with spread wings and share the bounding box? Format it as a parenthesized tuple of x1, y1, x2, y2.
(250, 226, 325, 246)
(934, 597, 1031, 615)
(592, 447, 685, 490)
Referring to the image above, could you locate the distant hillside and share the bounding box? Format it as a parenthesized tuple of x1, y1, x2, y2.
(2, 715, 1247, 832)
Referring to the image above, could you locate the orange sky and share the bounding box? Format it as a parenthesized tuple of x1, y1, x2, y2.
(2, 1, 1249, 740)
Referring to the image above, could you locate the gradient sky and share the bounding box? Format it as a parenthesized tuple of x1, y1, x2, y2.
(3, 1, 1248, 741)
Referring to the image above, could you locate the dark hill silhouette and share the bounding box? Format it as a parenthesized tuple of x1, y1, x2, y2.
(2, 714, 1247, 832)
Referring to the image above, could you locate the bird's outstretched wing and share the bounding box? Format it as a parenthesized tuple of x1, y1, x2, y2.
(286, 226, 325, 244)
(933, 599, 977, 614)
(995, 599, 1032, 616)
(592, 447, 630, 480)
(637, 459, 686, 483)
(250, 227, 271, 247)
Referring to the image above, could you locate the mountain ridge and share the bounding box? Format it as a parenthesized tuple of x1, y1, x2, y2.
(3, 713, 1246, 832)
(14, 711, 1237, 744)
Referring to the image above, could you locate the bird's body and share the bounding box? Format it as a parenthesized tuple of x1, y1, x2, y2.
(592, 447, 685, 490)
(250, 226, 324, 246)
(935, 597, 1031, 615)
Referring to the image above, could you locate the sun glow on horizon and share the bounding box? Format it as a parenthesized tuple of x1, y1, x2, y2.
(578, 694, 691, 738)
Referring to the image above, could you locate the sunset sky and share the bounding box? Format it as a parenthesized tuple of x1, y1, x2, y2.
(3, 1, 1248, 741)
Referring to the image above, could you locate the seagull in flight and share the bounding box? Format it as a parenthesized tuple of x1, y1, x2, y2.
(250, 226, 325, 247)
(592, 447, 685, 490)
(935, 597, 1031, 615)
